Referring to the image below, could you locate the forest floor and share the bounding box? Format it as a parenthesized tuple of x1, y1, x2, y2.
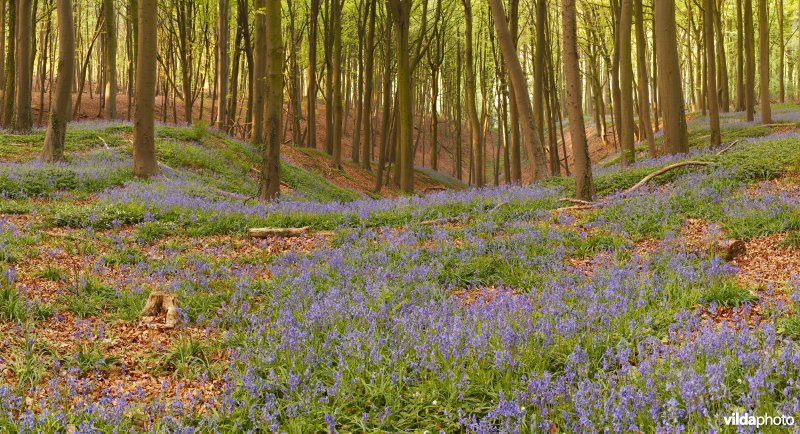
(0, 106, 800, 432)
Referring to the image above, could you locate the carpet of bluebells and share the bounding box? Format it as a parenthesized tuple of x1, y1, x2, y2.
(0, 117, 800, 433)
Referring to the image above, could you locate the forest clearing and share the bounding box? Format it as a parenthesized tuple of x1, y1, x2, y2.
(2, 0, 800, 432)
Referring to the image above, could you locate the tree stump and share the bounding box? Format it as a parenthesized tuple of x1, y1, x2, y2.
(140, 291, 179, 329)
(713, 239, 746, 261)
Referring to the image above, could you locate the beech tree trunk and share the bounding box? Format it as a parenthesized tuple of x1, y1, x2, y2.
(103, 0, 116, 119)
(489, 0, 548, 180)
(654, 0, 689, 154)
(618, 0, 635, 164)
(360, 0, 375, 170)
(251, 0, 266, 146)
(388, 0, 413, 193)
(744, 0, 755, 120)
(2, 0, 15, 129)
(634, 0, 655, 156)
(462, 0, 483, 187)
(133, 0, 159, 178)
(758, 0, 771, 123)
(704, 0, 721, 148)
(306, 0, 319, 148)
(216, 0, 230, 130)
(562, 0, 594, 201)
(41, 0, 74, 162)
(260, 0, 282, 200)
(13, 0, 32, 133)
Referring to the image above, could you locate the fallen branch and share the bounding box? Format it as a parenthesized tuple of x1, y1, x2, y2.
(559, 197, 594, 206)
(97, 136, 111, 149)
(552, 204, 595, 213)
(715, 140, 740, 156)
(622, 161, 713, 195)
(249, 226, 311, 238)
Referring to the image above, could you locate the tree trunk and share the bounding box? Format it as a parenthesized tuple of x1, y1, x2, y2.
(654, 0, 689, 154)
(360, 0, 375, 170)
(260, 0, 282, 200)
(714, 0, 729, 112)
(532, 0, 546, 151)
(331, 0, 344, 168)
(133, 0, 159, 178)
(13, 0, 32, 132)
(704, 0, 721, 148)
(103, 0, 116, 119)
(618, 0, 635, 164)
(216, 0, 230, 129)
(1, 0, 14, 129)
(388, 0, 413, 193)
(462, 0, 483, 187)
(758, 0, 771, 123)
(744, 0, 755, 120)
(778, 0, 785, 103)
(41, 0, 74, 162)
(634, 0, 655, 156)
(251, 0, 266, 145)
(306, 0, 319, 148)
(562, 0, 594, 201)
(736, 0, 745, 110)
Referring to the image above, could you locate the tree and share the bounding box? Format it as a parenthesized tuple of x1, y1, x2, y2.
(41, 0, 75, 162)
(654, 0, 688, 154)
(618, 0, 635, 164)
(488, 0, 548, 180)
(562, 0, 594, 201)
(216, 0, 230, 129)
(704, 0, 720, 147)
(634, 0, 655, 156)
(260, 0, 282, 200)
(462, 0, 483, 187)
(103, 0, 117, 119)
(744, 0, 755, 120)
(252, 0, 266, 146)
(306, 0, 319, 148)
(13, 0, 32, 133)
(1, 0, 14, 129)
(388, 0, 413, 193)
(359, 0, 376, 171)
(758, 0, 771, 123)
(133, 0, 160, 177)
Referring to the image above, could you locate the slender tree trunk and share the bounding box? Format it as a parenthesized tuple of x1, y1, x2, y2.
(216, 0, 230, 129)
(307, 0, 319, 148)
(462, 0, 483, 186)
(41, 0, 74, 161)
(736, 0, 745, 110)
(704, 0, 721, 148)
(260, 0, 282, 200)
(388, 0, 413, 193)
(360, 0, 375, 170)
(562, 0, 594, 200)
(490, 0, 548, 180)
(744, 0, 755, 120)
(133, 0, 159, 177)
(532, 0, 546, 149)
(779, 0, 785, 103)
(2, 0, 14, 129)
(634, 0, 655, 156)
(331, 0, 344, 168)
(758, 0, 771, 123)
(13, 0, 32, 132)
(714, 0, 729, 112)
(654, 0, 689, 154)
(251, 0, 266, 145)
(618, 0, 635, 164)
(103, 0, 116, 119)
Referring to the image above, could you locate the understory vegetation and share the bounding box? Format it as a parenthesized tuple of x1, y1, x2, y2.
(0, 114, 798, 432)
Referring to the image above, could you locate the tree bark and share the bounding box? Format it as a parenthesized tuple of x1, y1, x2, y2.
(1, 0, 14, 129)
(634, 0, 655, 156)
(133, 0, 159, 178)
(388, 0, 413, 193)
(618, 0, 635, 164)
(251, 0, 266, 145)
(704, 0, 721, 148)
(561, 0, 594, 201)
(13, 0, 32, 133)
(744, 0, 755, 120)
(306, 0, 319, 148)
(462, 0, 483, 187)
(758, 0, 771, 123)
(260, 0, 282, 200)
(103, 0, 116, 119)
(41, 0, 74, 162)
(216, 0, 230, 130)
(654, 0, 689, 154)
(360, 0, 375, 170)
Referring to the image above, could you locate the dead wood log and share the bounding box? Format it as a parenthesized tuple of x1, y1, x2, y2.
(715, 140, 740, 156)
(248, 226, 312, 238)
(622, 161, 713, 195)
(141, 291, 179, 329)
(712, 239, 747, 261)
